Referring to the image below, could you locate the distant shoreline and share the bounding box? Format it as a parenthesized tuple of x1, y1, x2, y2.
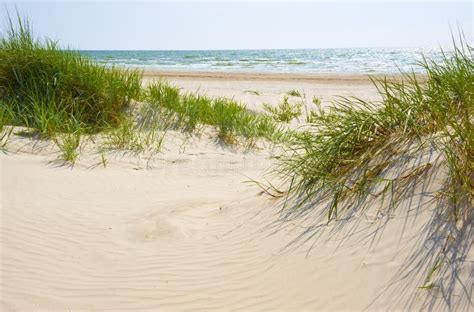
(141, 69, 427, 83)
(81, 48, 441, 75)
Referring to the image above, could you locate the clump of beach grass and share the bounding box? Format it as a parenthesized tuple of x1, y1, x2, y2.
(57, 131, 81, 164)
(0, 14, 154, 162)
(277, 41, 472, 221)
(312, 96, 321, 105)
(276, 49, 474, 295)
(263, 96, 303, 123)
(145, 81, 281, 144)
(102, 112, 165, 154)
(287, 89, 302, 97)
(0, 14, 141, 136)
(305, 96, 322, 123)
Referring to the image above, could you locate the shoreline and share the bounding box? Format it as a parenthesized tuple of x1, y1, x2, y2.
(141, 69, 427, 83)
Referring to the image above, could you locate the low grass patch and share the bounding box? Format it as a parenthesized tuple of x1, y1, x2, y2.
(102, 112, 165, 154)
(312, 96, 321, 105)
(287, 89, 302, 97)
(57, 131, 81, 164)
(263, 96, 303, 123)
(145, 81, 281, 144)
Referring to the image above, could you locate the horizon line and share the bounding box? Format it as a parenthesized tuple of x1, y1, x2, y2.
(76, 45, 452, 52)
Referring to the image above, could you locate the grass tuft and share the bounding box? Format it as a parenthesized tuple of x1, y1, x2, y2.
(263, 96, 303, 123)
(102, 113, 165, 154)
(57, 131, 81, 164)
(312, 96, 321, 105)
(287, 89, 302, 97)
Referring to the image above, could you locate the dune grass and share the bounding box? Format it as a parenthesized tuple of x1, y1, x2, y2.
(102, 111, 165, 154)
(0, 15, 148, 162)
(0, 15, 282, 158)
(276, 40, 473, 224)
(312, 96, 321, 106)
(287, 89, 302, 97)
(0, 15, 293, 158)
(245, 90, 261, 96)
(263, 95, 303, 123)
(145, 81, 281, 144)
(57, 131, 81, 163)
(0, 15, 142, 136)
(270, 41, 473, 291)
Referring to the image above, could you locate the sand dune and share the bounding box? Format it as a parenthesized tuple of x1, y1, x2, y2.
(1, 74, 472, 311)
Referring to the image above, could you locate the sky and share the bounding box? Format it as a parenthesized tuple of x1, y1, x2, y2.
(1, 1, 472, 50)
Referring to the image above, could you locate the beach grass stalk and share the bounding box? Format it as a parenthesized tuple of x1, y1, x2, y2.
(244, 90, 261, 96)
(0, 102, 14, 148)
(100, 150, 108, 168)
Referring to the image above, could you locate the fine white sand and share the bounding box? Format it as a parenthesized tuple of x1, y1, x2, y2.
(1, 72, 472, 311)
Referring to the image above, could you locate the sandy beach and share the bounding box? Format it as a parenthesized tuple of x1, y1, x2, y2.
(2, 0, 473, 309)
(142, 70, 384, 112)
(1, 71, 471, 311)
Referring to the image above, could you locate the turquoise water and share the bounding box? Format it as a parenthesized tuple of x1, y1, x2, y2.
(80, 48, 446, 74)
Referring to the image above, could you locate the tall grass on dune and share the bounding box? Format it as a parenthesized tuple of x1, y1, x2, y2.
(276, 39, 473, 223)
(0, 14, 283, 158)
(271, 40, 472, 295)
(0, 15, 141, 135)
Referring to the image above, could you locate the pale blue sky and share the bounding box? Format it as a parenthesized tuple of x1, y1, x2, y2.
(1, 1, 472, 50)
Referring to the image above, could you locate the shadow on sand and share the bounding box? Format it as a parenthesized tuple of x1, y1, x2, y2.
(260, 142, 472, 311)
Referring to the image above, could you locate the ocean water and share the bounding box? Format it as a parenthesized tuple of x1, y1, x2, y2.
(80, 48, 446, 74)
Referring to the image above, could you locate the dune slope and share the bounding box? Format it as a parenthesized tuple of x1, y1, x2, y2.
(1, 130, 472, 311)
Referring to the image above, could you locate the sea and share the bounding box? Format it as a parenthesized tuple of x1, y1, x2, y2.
(80, 48, 446, 74)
